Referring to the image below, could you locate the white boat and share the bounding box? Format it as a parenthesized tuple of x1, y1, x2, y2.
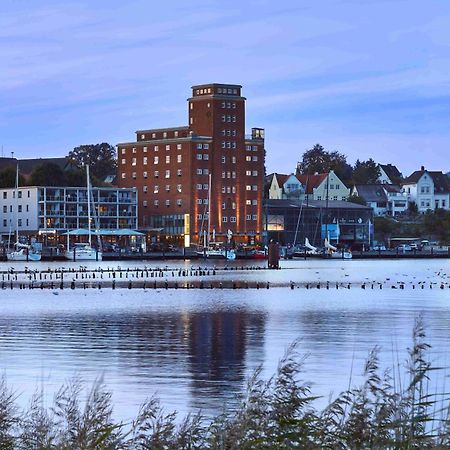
(324, 238, 352, 260)
(7, 243, 41, 262)
(65, 243, 101, 261)
(196, 242, 236, 260)
(65, 165, 103, 261)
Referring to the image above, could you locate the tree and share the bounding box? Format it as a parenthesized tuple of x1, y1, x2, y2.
(408, 201, 418, 215)
(29, 163, 66, 186)
(352, 159, 381, 184)
(0, 167, 25, 188)
(347, 194, 366, 205)
(296, 144, 353, 184)
(68, 143, 117, 181)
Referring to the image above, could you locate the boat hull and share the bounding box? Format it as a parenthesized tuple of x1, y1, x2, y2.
(64, 249, 102, 261)
(7, 250, 41, 261)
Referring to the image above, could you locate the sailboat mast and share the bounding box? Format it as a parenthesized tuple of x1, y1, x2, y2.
(15, 163, 19, 244)
(86, 164, 92, 247)
(207, 173, 211, 246)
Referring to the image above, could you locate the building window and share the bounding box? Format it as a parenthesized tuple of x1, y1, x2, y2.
(177, 144, 182, 150)
(165, 144, 170, 150)
(197, 168, 203, 175)
(232, 156, 236, 163)
(154, 156, 159, 164)
(165, 185, 170, 192)
(166, 200, 170, 206)
(154, 170, 159, 178)
(121, 148, 126, 155)
(177, 169, 182, 176)
(152, 133, 156, 138)
(154, 200, 159, 206)
(252, 185, 257, 191)
(165, 170, 170, 178)
(252, 156, 258, 161)
(166, 155, 170, 164)
(143, 200, 148, 207)
(230, 217, 236, 223)
(132, 148, 136, 153)
(197, 199, 202, 204)
(18, 219, 22, 227)
(143, 186, 148, 193)
(203, 184, 208, 190)
(174, 131, 178, 137)
(222, 156, 226, 163)
(222, 172, 226, 179)
(246, 170, 251, 176)
(143, 171, 148, 178)
(246, 185, 251, 191)
(222, 217, 228, 222)
(246, 214, 251, 220)
(222, 202, 226, 209)
(154, 185, 159, 193)
(163, 132, 167, 138)
(177, 154, 182, 163)
(203, 154, 209, 160)
(121, 173, 126, 179)
(132, 172, 136, 179)
(232, 202, 236, 210)
(197, 143, 202, 149)
(204, 144, 209, 149)
(252, 214, 257, 220)
(154, 145, 159, 151)
(132, 157, 137, 166)
(197, 184, 202, 190)
(143, 147, 147, 152)
(252, 171, 258, 176)
(177, 184, 182, 193)
(246, 200, 251, 205)
(177, 199, 182, 206)
(246, 156, 251, 162)
(203, 199, 208, 204)
(252, 199, 257, 205)
(196, 154, 202, 160)
(121, 158, 126, 165)
(143, 157, 148, 165)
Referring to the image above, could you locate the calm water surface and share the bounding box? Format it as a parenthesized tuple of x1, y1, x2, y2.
(1, 259, 450, 420)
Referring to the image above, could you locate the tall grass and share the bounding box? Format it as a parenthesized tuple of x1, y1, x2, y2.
(1, 318, 449, 449)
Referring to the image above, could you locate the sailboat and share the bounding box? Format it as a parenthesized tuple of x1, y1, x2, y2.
(324, 237, 352, 260)
(64, 165, 102, 261)
(7, 164, 42, 261)
(196, 174, 236, 260)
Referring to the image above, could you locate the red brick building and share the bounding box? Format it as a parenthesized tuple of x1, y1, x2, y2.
(117, 83, 265, 247)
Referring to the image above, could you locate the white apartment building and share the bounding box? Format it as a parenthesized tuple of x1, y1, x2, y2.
(0, 186, 138, 241)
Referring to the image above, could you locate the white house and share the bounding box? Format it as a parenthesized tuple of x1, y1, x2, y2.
(352, 184, 408, 216)
(402, 167, 450, 213)
(267, 171, 349, 201)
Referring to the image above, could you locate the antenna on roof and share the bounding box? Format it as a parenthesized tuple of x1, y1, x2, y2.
(11, 151, 14, 159)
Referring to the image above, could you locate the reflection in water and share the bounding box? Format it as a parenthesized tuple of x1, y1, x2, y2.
(188, 311, 265, 411)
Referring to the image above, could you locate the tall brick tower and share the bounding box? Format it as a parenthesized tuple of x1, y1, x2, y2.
(118, 83, 264, 246)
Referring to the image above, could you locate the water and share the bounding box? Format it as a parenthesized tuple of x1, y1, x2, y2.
(1, 258, 450, 421)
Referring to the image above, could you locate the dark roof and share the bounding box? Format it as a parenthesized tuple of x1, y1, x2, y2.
(379, 164, 402, 180)
(0, 157, 17, 172)
(18, 157, 69, 175)
(353, 184, 388, 202)
(403, 170, 450, 193)
(382, 184, 402, 193)
(265, 198, 371, 210)
(296, 173, 328, 194)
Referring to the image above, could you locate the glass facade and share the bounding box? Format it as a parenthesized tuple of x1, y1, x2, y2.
(38, 187, 138, 230)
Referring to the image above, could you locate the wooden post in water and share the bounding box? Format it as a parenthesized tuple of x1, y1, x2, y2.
(268, 241, 280, 269)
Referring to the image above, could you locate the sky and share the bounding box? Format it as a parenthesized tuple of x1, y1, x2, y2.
(1, 0, 449, 176)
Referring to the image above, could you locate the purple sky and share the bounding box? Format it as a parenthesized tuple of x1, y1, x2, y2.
(1, 0, 449, 177)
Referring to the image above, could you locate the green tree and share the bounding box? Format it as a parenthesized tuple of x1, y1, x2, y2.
(296, 144, 352, 184)
(352, 158, 380, 184)
(68, 143, 117, 181)
(29, 163, 66, 186)
(373, 216, 400, 242)
(0, 167, 25, 188)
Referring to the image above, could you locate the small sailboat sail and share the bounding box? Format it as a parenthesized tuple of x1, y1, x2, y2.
(7, 164, 41, 261)
(64, 164, 102, 261)
(196, 175, 236, 260)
